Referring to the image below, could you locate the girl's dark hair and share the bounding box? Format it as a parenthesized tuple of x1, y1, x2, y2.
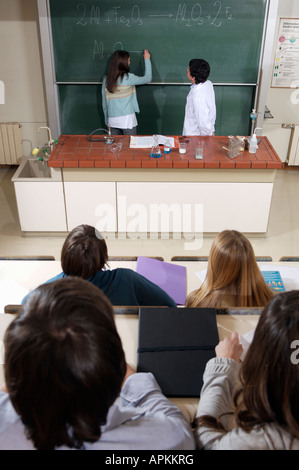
(189, 59, 210, 84)
(61, 224, 108, 278)
(4, 277, 126, 450)
(234, 290, 299, 437)
(196, 290, 299, 440)
(106, 50, 130, 93)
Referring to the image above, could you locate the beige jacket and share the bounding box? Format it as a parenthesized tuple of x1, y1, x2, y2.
(195, 358, 299, 450)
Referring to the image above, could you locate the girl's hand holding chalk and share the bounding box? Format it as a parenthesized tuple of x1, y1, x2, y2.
(143, 49, 151, 60)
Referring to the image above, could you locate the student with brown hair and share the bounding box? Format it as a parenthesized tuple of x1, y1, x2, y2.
(22, 224, 176, 307)
(0, 277, 195, 450)
(185, 229, 273, 308)
(195, 290, 299, 449)
(102, 49, 152, 135)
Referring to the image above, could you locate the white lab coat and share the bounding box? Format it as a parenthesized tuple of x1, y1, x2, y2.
(182, 80, 216, 136)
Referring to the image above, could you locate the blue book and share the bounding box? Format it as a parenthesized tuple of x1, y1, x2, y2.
(261, 271, 286, 292)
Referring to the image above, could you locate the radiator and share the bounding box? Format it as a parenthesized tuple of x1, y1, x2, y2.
(288, 125, 299, 166)
(0, 123, 22, 165)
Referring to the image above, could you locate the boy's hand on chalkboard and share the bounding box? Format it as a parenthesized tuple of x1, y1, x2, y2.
(143, 49, 151, 60)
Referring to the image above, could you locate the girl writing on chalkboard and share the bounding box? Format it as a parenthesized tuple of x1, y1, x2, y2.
(102, 49, 152, 135)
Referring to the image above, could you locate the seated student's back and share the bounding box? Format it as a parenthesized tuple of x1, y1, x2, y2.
(195, 290, 299, 450)
(1, 277, 195, 450)
(22, 225, 176, 307)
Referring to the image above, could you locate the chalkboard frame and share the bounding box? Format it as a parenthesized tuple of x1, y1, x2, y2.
(37, 0, 278, 138)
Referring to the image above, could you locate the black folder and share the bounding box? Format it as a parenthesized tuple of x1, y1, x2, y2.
(137, 307, 219, 397)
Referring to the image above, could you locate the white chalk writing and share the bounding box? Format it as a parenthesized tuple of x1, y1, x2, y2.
(76, 1, 233, 29)
(76, 1, 234, 61)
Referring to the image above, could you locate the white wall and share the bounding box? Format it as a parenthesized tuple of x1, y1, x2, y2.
(263, 0, 299, 162)
(0, 0, 48, 157)
(0, 0, 298, 162)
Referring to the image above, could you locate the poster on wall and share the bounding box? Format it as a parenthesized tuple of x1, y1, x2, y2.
(271, 18, 299, 88)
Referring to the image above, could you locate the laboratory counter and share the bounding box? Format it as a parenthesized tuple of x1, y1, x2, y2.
(12, 135, 282, 234)
(48, 135, 282, 170)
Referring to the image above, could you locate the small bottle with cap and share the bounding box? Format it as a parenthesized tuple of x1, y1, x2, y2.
(249, 127, 262, 154)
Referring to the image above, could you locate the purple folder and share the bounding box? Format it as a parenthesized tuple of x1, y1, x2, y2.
(136, 256, 187, 305)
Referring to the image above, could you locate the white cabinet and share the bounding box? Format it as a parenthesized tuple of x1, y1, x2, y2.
(117, 182, 273, 233)
(12, 166, 275, 234)
(64, 182, 117, 232)
(14, 181, 67, 231)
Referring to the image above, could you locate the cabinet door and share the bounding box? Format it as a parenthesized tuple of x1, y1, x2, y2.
(14, 182, 67, 231)
(64, 182, 117, 232)
(117, 182, 273, 233)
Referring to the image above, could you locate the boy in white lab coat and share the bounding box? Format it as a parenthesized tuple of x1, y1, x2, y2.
(182, 59, 216, 136)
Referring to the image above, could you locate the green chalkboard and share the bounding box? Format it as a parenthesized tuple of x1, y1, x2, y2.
(49, 0, 266, 136)
(50, 0, 266, 84)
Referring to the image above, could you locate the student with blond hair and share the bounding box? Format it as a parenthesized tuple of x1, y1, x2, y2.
(185, 230, 273, 308)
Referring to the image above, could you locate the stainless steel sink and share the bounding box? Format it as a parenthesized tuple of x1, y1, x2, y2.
(12, 156, 61, 182)
(17, 159, 51, 178)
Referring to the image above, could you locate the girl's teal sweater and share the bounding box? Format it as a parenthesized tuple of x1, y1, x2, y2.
(102, 59, 152, 125)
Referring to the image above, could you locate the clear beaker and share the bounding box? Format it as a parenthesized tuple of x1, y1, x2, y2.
(150, 144, 162, 158)
(179, 142, 187, 154)
(195, 142, 204, 159)
(110, 141, 122, 158)
(227, 137, 242, 159)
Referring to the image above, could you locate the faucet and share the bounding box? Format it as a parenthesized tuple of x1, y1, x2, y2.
(87, 127, 114, 144)
(38, 126, 58, 152)
(32, 126, 58, 161)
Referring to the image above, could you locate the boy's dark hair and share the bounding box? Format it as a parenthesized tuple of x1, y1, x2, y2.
(4, 277, 126, 450)
(61, 224, 108, 279)
(189, 59, 210, 84)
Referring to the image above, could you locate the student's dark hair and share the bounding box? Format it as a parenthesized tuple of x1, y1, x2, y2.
(4, 277, 126, 450)
(61, 224, 108, 278)
(106, 50, 130, 93)
(196, 290, 299, 441)
(234, 290, 299, 437)
(189, 59, 210, 84)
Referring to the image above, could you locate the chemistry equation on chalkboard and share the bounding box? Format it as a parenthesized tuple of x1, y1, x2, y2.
(76, 1, 234, 29)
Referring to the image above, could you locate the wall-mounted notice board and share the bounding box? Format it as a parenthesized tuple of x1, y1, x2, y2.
(48, 0, 267, 136)
(272, 18, 299, 88)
